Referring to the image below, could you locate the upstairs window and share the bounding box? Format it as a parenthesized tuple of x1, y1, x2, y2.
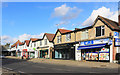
(81, 29, 88, 40)
(66, 33, 71, 42)
(44, 39, 47, 45)
(31, 42, 32, 47)
(34, 42, 36, 47)
(57, 36, 61, 43)
(96, 26, 105, 37)
(40, 41, 42, 46)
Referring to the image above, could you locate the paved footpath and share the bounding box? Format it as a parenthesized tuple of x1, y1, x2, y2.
(6, 56, 118, 69)
(2, 56, 120, 74)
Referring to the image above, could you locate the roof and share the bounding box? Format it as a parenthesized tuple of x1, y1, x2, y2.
(96, 15, 120, 31)
(30, 38, 39, 42)
(11, 40, 22, 48)
(52, 29, 72, 42)
(24, 40, 30, 46)
(44, 33, 55, 42)
(58, 29, 72, 34)
(75, 15, 120, 32)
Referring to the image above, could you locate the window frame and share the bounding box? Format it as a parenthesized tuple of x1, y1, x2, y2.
(57, 35, 61, 43)
(44, 39, 47, 45)
(96, 25, 105, 37)
(66, 33, 71, 42)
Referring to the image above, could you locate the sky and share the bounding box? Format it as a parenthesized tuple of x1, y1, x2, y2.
(2, 2, 118, 45)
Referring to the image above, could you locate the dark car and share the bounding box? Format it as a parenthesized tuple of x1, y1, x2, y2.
(116, 53, 120, 64)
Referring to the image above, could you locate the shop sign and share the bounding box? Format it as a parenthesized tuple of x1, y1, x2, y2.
(80, 38, 110, 46)
(115, 38, 120, 46)
(84, 40, 94, 45)
(114, 32, 119, 38)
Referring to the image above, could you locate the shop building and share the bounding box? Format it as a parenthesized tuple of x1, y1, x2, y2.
(53, 29, 75, 60)
(36, 33, 55, 59)
(28, 38, 38, 58)
(10, 40, 22, 56)
(75, 15, 120, 63)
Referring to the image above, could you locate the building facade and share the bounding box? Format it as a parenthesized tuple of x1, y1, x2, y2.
(75, 15, 120, 63)
(36, 33, 54, 59)
(53, 29, 76, 60)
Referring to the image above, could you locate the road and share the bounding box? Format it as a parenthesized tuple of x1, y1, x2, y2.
(2, 58, 120, 74)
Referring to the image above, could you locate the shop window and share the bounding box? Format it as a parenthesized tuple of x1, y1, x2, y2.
(57, 36, 61, 43)
(40, 41, 42, 46)
(96, 26, 105, 37)
(44, 39, 47, 45)
(81, 29, 88, 40)
(66, 33, 71, 42)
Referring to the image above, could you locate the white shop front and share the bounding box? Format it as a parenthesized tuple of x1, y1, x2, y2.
(75, 38, 113, 62)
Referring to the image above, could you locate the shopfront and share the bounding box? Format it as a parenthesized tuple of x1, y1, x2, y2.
(22, 49, 28, 58)
(39, 49, 48, 58)
(54, 43, 75, 60)
(77, 38, 112, 62)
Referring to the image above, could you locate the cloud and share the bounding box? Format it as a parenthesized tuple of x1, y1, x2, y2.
(52, 4, 82, 26)
(82, 6, 118, 26)
(1, 33, 44, 45)
(60, 27, 66, 29)
(52, 4, 82, 20)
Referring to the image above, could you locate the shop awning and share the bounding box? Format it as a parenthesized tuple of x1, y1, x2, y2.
(77, 43, 107, 50)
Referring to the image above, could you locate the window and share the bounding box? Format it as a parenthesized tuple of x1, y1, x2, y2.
(66, 33, 71, 42)
(57, 36, 61, 43)
(44, 39, 47, 45)
(96, 26, 105, 37)
(31, 42, 32, 47)
(40, 41, 42, 46)
(34, 42, 36, 47)
(81, 29, 88, 40)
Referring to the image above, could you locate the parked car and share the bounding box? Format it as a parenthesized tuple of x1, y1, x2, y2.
(0, 55, 5, 59)
(116, 53, 120, 64)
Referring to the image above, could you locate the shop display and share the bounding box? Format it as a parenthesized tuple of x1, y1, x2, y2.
(99, 53, 109, 60)
(89, 53, 98, 60)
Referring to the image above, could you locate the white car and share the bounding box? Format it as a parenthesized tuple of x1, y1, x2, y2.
(0, 55, 5, 59)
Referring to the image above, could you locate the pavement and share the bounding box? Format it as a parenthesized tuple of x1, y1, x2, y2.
(6, 56, 118, 69)
(2, 56, 120, 74)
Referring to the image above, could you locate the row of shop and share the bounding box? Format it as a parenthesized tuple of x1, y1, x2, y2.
(54, 37, 120, 62)
(12, 36, 120, 62)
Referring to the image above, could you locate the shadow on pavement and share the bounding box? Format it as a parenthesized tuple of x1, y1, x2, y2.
(2, 58, 29, 65)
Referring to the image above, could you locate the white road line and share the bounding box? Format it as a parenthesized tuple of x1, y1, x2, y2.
(51, 68, 72, 71)
(18, 71, 25, 73)
(3, 67, 13, 71)
(89, 72, 97, 73)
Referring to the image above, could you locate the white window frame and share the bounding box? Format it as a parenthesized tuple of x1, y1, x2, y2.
(66, 33, 71, 42)
(57, 36, 61, 43)
(44, 39, 47, 45)
(96, 25, 105, 37)
(40, 41, 42, 46)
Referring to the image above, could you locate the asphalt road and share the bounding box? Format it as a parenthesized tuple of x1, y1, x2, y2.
(1, 58, 120, 74)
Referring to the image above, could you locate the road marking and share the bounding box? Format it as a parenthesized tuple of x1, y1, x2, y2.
(89, 72, 97, 73)
(18, 71, 25, 73)
(3, 67, 13, 71)
(51, 68, 72, 72)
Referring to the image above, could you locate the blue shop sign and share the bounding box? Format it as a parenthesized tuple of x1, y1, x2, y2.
(114, 32, 119, 38)
(84, 40, 94, 45)
(115, 38, 120, 46)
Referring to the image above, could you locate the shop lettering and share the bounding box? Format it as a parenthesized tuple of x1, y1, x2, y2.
(84, 40, 94, 45)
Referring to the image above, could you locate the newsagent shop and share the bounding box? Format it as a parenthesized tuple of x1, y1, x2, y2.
(76, 38, 113, 62)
